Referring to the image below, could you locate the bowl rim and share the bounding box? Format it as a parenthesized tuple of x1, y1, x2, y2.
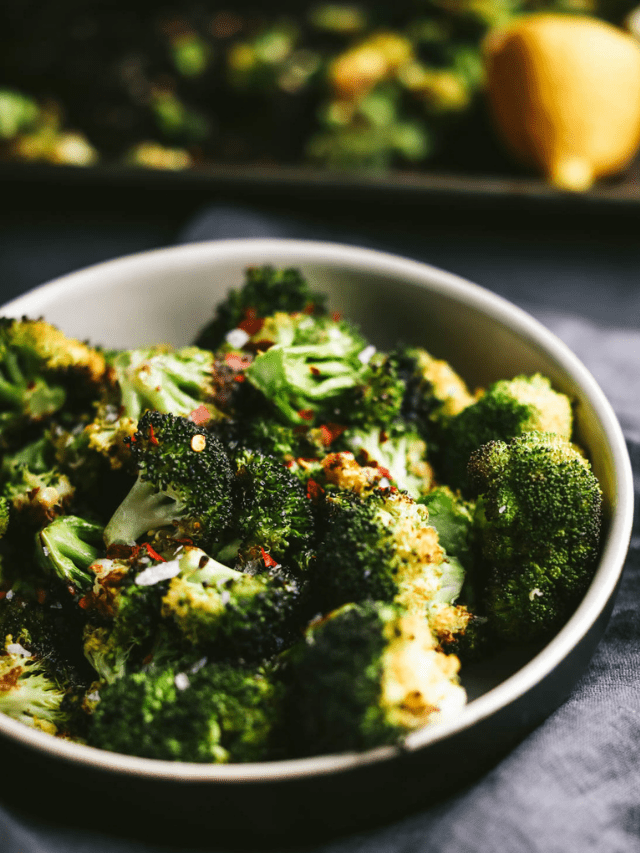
(0, 237, 634, 782)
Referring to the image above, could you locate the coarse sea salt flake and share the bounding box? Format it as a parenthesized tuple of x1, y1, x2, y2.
(7, 643, 32, 657)
(358, 345, 376, 365)
(225, 328, 250, 349)
(135, 559, 181, 587)
(174, 673, 190, 691)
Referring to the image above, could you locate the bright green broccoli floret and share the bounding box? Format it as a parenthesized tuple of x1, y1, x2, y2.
(36, 515, 104, 592)
(87, 659, 284, 763)
(194, 265, 328, 351)
(468, 432, 603, 643)
(103, 411, 234, 549)
(438, 373, 573, 491)
(283, 601, 466, 756)
(0, 317, 109, 437)
(161, 545, 304, 660)
(244, 313, 370, 426)
(224, 448, 315, 573)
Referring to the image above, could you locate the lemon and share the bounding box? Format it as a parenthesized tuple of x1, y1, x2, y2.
(484, 13, 640, 190)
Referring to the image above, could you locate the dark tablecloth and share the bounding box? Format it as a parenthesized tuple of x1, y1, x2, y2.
(0, 203, 638, 853)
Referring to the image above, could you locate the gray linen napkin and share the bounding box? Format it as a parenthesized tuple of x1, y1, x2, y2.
(0, 205, 638, 853)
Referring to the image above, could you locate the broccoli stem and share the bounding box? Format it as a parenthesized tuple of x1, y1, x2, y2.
(103, 476, 186, 546)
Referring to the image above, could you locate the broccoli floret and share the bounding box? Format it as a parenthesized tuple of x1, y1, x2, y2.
(468, 432, 603, 643)
(87, 659, 284, 763)
(395, 346, 477, 432)
(224, 448, 315, 573)
(0, 317, 110, 438)
(81, 553, 172, 683)
(2, 437, 75, 530)
(0, 498, 8, 540)
(0, 635, 68, 733)
(283, 601, 466, 756)
(108, 345, 227, 422)
(335, 351, 405, 430)
(103, 411, 234, 549)
(438, 373, 573, 491)
(338, 422, 434, 499)
(161, 545, 304, 660)
(195, 265, 327, 351)
(0, 588, 95, 701)
(312, 487, 450, 615)
(243, 313, 371, 426)
(36, 515, 105, 592)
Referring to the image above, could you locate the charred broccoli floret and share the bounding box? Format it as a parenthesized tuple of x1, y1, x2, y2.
(161, 545, 304, 660)
(103, 411, 234, 549)
(396, 346, 477, 433)
(468, 432, 603, 643)
(0, 634, 68, 733)
(312, 487, 454, 614)
(87, 659, 284, 763)
(438, 373, 573, 491)
(0, 317, 109, 438)
(283, 601, 466, 756)
(224, 447, 315, 573)
(195, 265, 327, 352)
(338, 422, 434, 499)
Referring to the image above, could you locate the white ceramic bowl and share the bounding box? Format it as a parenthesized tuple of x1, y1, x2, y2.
(0, 239, 634, 842)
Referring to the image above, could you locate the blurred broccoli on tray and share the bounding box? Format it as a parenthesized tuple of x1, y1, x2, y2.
(0, 263, 604, 761)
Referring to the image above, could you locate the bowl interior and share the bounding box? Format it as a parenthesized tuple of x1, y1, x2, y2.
(0, 238, 632, 782)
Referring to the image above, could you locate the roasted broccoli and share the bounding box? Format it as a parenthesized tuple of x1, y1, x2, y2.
(223, 447, 315, 573)
(103, 411, 234, 549)
(438, 373, 573, 491)
(87, 659, 284, 763)
(283, 601, 466, 756)
(0, 634, 68, 733)
(195, 265, 327, 352)
(161, 545, 304, 660)
(107, 344, 227, 422)
(468, 432, 603, 643)
(1, 436, 75, 530)
(243, 312, 371, 426)
(0, 317, 109, 439)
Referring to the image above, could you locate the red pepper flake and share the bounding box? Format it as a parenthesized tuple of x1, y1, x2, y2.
(309, 366, 321, 376)
(148, 424, 159, 446)
(36, 588, 47, 605)
(331, 311, 342, 322)
(319, 422, 346, 447)
(224, 352, 251, 371)
(260, 547, 278, 569)
(298, 409, 314, 422)
(142, 542, 166, 562)
(188, 404, 211, 426)
(238, 309, 264, 336)
(378, 466, 392, 481)
(306, 479, 325, 501)
(78, 596, 90, 610)
(234, 374, 245, 383)
(0, 591, 6, 601)
(379, 429, 389, 443)
(27, 487, 41, 500)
